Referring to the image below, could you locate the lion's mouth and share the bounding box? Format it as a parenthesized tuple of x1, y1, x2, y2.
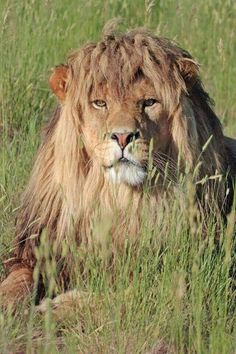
(105, 157, 142, 169)
(119, 157, 129, 163)
(104, 156, 147, 186)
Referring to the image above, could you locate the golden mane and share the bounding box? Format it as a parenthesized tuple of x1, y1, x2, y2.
(2, 29, 235, 301)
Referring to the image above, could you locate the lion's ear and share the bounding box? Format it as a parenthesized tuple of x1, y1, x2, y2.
(49, 65, 69, 101)
(177, 58, 199, 88)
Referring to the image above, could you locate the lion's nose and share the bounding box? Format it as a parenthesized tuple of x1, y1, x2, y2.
(111, 131, 140, 149)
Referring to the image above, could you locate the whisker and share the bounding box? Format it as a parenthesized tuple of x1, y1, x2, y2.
(148, 154, 179, 185)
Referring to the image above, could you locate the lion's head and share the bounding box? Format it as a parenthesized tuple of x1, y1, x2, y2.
(14, 29, 234, 272)
(49, 31, 222, 188)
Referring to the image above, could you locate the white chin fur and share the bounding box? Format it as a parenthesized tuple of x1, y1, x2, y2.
(106, 164, 146, 186)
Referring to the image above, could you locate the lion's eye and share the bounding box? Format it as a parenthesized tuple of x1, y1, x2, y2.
(143, 98, 157, 108)
(92, 100, 107, 109)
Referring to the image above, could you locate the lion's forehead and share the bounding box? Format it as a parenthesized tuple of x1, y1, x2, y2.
(89, 78, 158, 107)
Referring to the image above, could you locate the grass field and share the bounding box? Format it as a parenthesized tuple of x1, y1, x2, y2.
(0, 0, 236, 353)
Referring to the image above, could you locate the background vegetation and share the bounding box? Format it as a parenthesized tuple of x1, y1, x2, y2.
(0, 0, 236, 353)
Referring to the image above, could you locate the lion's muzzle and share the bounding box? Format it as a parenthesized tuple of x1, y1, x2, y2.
(102, 130, 147, 186)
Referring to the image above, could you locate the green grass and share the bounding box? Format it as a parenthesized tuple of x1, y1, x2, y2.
(0, 0, 236, 353)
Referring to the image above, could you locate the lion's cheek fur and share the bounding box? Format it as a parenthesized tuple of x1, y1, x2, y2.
(94, 141, 122, 168)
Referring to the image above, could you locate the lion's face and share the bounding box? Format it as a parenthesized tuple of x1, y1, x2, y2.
(81, 77, 170, 186)
(49, 33, 202, 188)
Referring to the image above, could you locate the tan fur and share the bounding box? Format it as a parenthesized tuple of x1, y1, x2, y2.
(1, 28, 236, 305)
(49, 64, 68, 101)
(0, 263, 33, 306)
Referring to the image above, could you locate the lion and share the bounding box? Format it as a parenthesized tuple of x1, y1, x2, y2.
(0, 28, 236, 307)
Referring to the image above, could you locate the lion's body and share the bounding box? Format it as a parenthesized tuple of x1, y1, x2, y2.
(1, 29, 236, 304)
